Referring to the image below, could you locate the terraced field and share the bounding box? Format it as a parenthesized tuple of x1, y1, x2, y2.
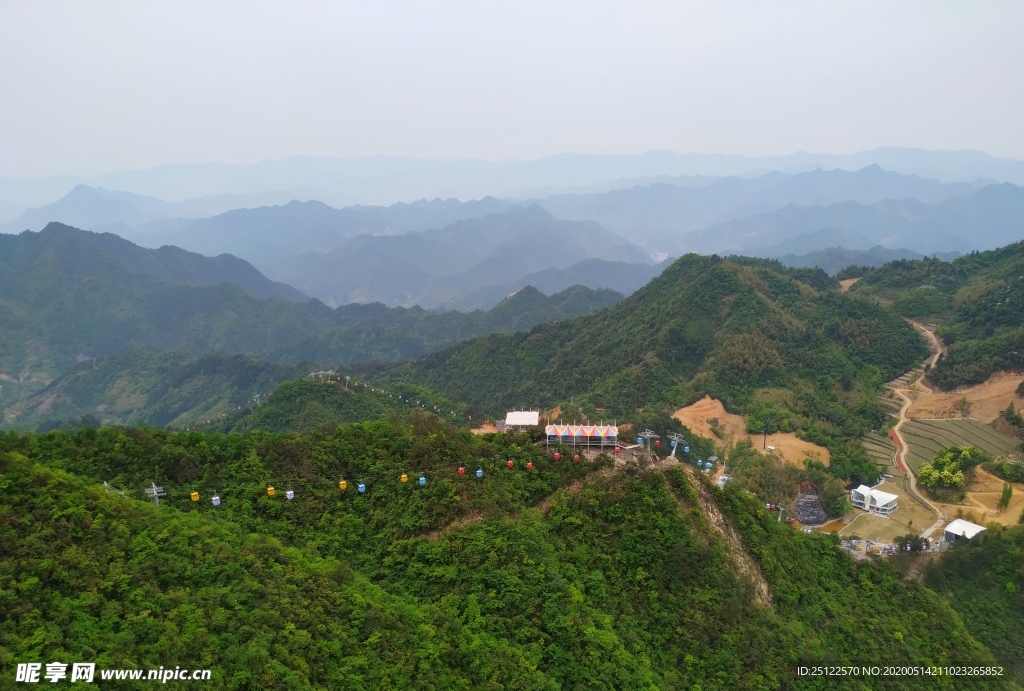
(861, 432, 897, 471)
(901, 419, 1019, 473)
(877, 390, 903, 417)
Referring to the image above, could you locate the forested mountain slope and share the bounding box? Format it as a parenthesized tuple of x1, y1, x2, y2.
(3, 350, 309, 431)
(3, 350, 473, 433)
(224, 377, 471, 434)
(0, 225, 623, 422)
(0, 227, 330, 405)
(925, 524, 1024, 674)
(849, 241, 1024, 390)
(371, 255, 927, 482)
(0, 222, 307, 300)
(1, 422, 1015, 689)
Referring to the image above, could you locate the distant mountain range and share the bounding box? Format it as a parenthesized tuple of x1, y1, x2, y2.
(110, 196, 519, 272)
(115, 203, 653, 309)
(771, 246, 961, 276)
(444, 257, 673, 311)
(683, 183, 1023, 256)
(270, 206, 649, 309)
(0, 184, 326, 233)
(3, 146, 1021, 224)
(6, 162, 1020, 308)
(0, 224, 626, 422)
(534, 165, 994, 251)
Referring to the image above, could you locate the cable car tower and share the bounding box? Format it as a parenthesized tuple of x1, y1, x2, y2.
(145, 482, 167, 507)
(666, 433, 688, 459)
(638, 429, 659, 465)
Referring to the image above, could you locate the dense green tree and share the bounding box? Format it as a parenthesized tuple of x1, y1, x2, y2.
(2, 422, 1019, 689)
(851, 242, 1024, 390)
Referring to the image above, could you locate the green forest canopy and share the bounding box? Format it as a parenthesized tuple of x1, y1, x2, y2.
(2, 420, 1020, 689)
(0, 224, 622, 409)
(369, 254, 928, 483)
(850, 241, 1024, 390)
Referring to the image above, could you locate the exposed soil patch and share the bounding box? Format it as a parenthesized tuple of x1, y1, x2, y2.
(934, 466, 1024, 526)
(839, 277, 861, 292)
(470, 422, 499, 435)
(897, 552, 941, 584)
(818, 519, 847, 533)
(672, 396, 830, 465)
(908, 371, 1024, 424)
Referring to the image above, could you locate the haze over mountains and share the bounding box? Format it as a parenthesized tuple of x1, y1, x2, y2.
(535, 164, 990, 250)
(267, 206, 650, 309)
(5, 154, 1021, 310)
(688, 183, 1024, 257)
(3, 146, 1021, 224)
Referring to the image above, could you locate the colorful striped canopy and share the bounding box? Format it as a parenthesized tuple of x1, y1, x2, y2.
(545, 425, 618, 437)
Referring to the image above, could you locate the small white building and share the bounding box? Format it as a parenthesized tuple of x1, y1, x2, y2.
(504, 411, 539, 428)
(943, 519, 986, 543)
(851, 485, 899, 516)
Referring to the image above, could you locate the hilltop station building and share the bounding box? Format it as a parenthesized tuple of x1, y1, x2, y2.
(503, 411, 540, 430)
(545, 424, 619, 450)
(850, 484, 899, 517)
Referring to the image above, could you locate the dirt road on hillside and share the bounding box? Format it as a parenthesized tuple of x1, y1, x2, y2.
(888, 321, 947, 537)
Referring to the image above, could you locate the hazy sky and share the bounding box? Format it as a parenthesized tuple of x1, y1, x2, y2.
(2, 0, 1022, 179)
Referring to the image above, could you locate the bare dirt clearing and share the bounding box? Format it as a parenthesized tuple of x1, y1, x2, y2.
(934, 466, 1024, 527)
(909, 371, 1024, 423)
(470, 422, 499, 435)
(839, 277, 861, 292)
(672, 396, 830, 465)
(818, 519, 846, 533)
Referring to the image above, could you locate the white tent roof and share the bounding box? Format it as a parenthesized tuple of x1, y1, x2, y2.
(505, 411, 539, 426)
(870, 489, 898, 505)
(852, 485, 897, 505)
(944, 518, 986, 539)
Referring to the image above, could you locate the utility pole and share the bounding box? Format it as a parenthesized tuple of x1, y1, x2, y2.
(762, 418, 770, 450)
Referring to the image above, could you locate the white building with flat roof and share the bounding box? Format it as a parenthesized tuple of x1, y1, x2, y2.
(944, 519, 986, 543)
(505, 411, 539, 427)
(851, 484, 898, 517)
